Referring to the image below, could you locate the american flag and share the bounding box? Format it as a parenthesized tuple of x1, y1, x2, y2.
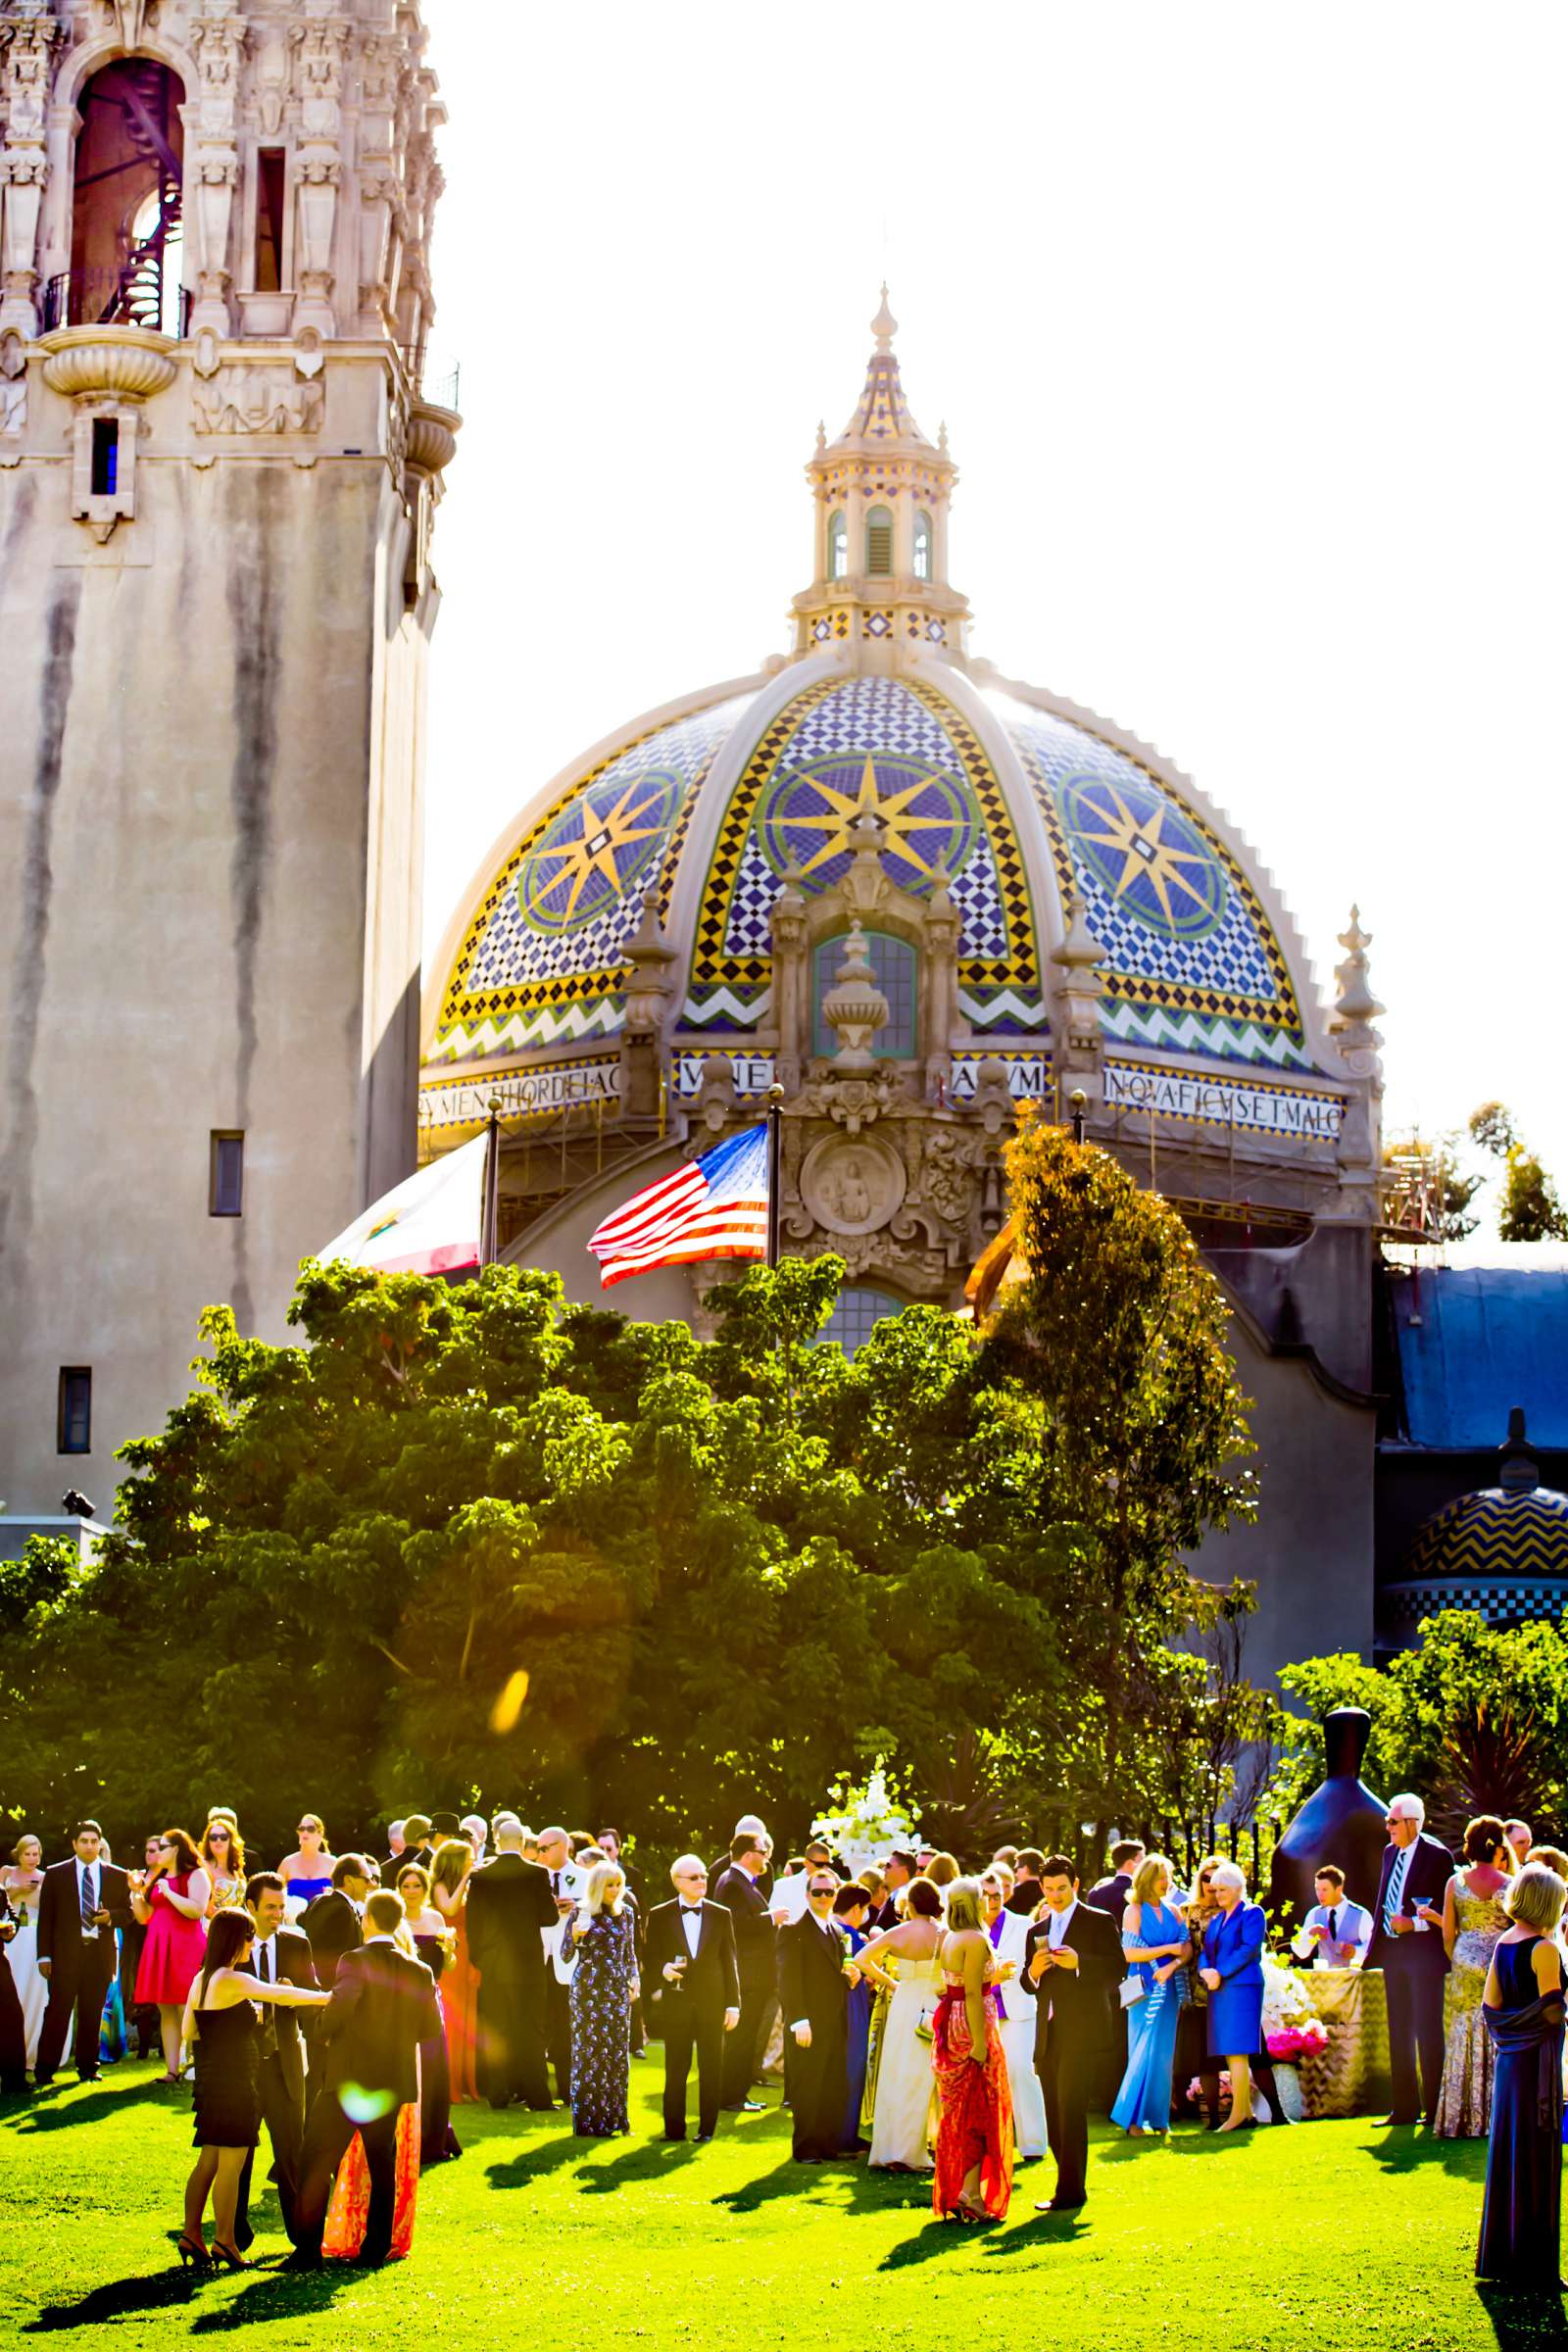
(587, 1125, 770, 1289)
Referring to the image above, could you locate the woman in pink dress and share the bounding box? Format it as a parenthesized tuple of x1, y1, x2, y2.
(930, 1878, 1013, 2224)
(133, 1829, 211, 2082)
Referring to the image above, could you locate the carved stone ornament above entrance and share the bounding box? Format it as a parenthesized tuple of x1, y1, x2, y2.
(799, 1131, 906, 1239)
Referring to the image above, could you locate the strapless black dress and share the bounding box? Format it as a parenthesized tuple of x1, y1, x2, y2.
(191, 2001, 260, 2149)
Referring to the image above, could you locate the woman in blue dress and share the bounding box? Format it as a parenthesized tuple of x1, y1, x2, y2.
(835, 1884, 874, 2151)
(1478, 1861, 1566, 2286)
(1111, 1855, 1192, 2135)
(563, 1861, 639, 2137)
(1200, 1861, 1267, 2132)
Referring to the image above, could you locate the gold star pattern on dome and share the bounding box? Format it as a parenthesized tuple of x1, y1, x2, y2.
(777, 753, 957, 883)
(1073, 783, 1217, 931)
(521, 777, 671, 925)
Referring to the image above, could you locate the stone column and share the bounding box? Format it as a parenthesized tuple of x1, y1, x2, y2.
(187, 10, 252, 335)
(0, 10, 61, 337)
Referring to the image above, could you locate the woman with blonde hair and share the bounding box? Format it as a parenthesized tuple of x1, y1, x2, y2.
(925, 1853, 960, 1898)
(1432, 1815, 1515, 2137)
(1111, 1853, 1191, 2135)
(395, 1862, 461, 2167)
(930, 1877, 1013, 2223)
(1478, 1862, 1566, 2284)
(858, 1877, 945, 2170)
(564, 1859, 638, 2137)
(276, 1815, 335, 1910)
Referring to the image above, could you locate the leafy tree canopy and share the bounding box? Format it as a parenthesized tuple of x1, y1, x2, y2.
(0, 1132, 1262, 1871)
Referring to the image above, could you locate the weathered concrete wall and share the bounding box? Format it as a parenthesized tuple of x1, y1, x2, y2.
(0, 356, 429, 1514)
(1195, 1315, 1377, 1685)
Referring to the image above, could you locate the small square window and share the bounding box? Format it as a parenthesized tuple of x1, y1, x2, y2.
(58, 1368, 92, 1455)
(210, 1131, 245, 1217)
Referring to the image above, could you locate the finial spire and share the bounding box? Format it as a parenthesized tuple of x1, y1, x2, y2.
(871, 284, 898, 350)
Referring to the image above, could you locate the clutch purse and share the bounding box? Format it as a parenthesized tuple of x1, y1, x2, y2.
(1118, 1976, 1147, 2009)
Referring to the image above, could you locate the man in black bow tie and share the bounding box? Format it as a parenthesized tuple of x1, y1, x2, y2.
(643, 1856, 740, 2141)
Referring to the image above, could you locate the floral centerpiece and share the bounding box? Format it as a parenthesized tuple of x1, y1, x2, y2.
(811, 1764, 916, 1880)
(1261, 1955, 1329, 2062)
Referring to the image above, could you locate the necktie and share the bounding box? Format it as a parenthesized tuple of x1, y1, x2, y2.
(552, 1872, 561, 1897)
(1329, 1908, 1339, 1949)
(80, 1866, 95, 1932)
(258, 1941, 271, 1983)
(1386, 1849, 1408, 1928)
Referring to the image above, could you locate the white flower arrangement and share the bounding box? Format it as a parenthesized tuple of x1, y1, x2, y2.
(810, 1764, 916, 1874)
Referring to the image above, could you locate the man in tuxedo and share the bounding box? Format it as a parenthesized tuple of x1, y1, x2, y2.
(302, 1853, 370, 1989)
(35, 1821, 132, 2084)
(0, 1886, 27, 2094)
(1006, 1848, 1046, 1918)
(778, 1869, 857, 2162)
(1085, 1839, 1145, 1918)
(873, 1850, 916, 1932)
(644, 1856, 740, 2141)
(711, 1833, 774, 2112)
(465, 1812, 559, 2109)
(235, 1871, 318, 2249)
(534, 1826, 578, 2102)
(1367, 1793, 1455, 2128)
(1025, 1854, 1123, 2211)
(289, 1890, 440, 2268)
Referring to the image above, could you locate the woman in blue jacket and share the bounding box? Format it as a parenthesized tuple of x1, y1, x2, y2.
(1200, 1862, 1267, 2132)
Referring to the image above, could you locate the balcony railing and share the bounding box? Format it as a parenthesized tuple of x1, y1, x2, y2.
(39, 268, 191, 339)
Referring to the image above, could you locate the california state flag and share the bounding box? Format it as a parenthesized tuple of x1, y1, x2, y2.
(317, 1131, 488, 1276)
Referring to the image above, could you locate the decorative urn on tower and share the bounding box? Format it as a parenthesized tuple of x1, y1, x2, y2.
(1268, 1706, 1388, 1927)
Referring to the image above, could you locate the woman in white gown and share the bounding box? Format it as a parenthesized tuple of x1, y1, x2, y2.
(1, 1833, 47, 2069)
(858, 1877, 946, 2170)
(981, 1865, 1048, 2158)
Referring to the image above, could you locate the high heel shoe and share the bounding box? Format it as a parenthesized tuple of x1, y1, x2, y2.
(175, 2234, 212, 2269)
(210, 2241, 252, 2271)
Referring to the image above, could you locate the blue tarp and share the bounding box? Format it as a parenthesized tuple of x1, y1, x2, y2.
(1393, 1267, 1568, 1448)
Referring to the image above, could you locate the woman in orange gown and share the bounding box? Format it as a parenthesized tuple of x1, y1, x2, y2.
(431, 1837, 479, 2103)
(930, 1878, 1013, 2224)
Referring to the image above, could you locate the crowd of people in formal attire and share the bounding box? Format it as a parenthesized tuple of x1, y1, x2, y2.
(0, 1793, 1561, 2281)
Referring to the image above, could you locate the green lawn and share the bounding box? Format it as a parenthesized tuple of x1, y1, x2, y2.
(0, 2060, 1558, 2348)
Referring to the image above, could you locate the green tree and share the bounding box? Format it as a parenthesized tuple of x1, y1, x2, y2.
(979, 1113, 1260, 1849)
(1271, 1611, 1568, 1844)
(1467, 1101, 1568, 1243)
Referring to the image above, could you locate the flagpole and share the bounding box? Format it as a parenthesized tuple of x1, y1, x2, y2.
(765, 1083, 784, 1270)
(480, 1096, 503, 1269)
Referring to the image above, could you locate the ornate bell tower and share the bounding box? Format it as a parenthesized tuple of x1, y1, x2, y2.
(0, 0, 458, 1517)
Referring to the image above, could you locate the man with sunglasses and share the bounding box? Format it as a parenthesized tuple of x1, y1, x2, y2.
(1368, 1793, 1454, 2128)
(643, 1856, 740, 2141)
(778, 1871, 858, 2163)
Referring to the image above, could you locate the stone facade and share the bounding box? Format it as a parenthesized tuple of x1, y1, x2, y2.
(0, 1, 456, 1514)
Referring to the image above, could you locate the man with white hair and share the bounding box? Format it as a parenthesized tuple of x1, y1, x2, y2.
(643, 1855, 740, 2141)
(465, 1812, 559, 2110)
(1367, 1792, 1455, 2128)
(1504, 1820, 1533, 1869)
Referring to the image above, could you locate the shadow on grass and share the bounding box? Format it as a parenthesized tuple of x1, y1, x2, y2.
(878, 2216, 1004, 2268)
(6, 2080, 179, 2136)
(1476, 2279, 1567, 2349)
(485, 2132, 590, 2189)
(575, 2139, 700, 2194)
(1362, 2126, 1490, 2186)
(983, 2210, 1090, 2254)
(187, 2267, 363, 2331)
(24, 2264, 208, 2332)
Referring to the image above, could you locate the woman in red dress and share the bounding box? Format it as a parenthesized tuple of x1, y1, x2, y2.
(930, 1878, 1013, 2224)
(133, 1830, 211, 2084)
(431, 1837, 479, 2103)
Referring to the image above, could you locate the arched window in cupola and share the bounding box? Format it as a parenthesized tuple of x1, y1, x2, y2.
(865, 505, 894, 576)
(827, 510, 848, 581)
(912, 510, 933, 582)
(63, 61, 186, 334)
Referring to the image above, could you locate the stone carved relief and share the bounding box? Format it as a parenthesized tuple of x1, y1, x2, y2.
(800, 1133, 906, 1239)
(192, 365, 323, 436)
(252, 30, 289, 137)
(0, 327, 24, 454)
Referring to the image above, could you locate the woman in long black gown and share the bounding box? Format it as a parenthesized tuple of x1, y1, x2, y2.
(1478, 1862, 1566, 2288)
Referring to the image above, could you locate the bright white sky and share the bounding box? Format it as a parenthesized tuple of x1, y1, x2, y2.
(423, 1, 1568, 1208)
